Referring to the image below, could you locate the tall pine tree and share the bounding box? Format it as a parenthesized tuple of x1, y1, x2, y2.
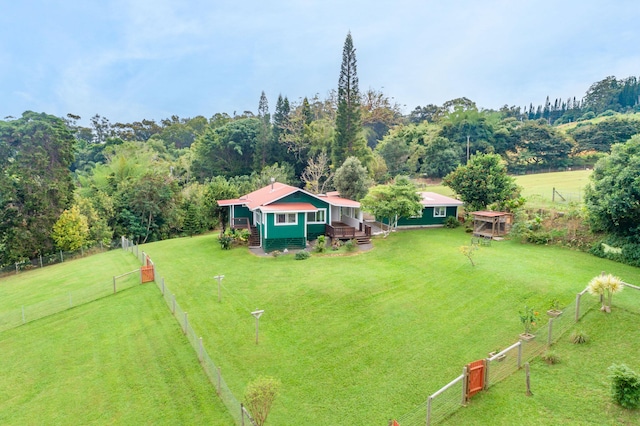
(254, 91, 271, 170)
(332, 32, 368, 168)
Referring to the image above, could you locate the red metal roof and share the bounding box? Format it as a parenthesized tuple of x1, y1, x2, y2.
(217, 182, 361, 210)
(260, 202, 318, 212)
(217, 182, 298, 210)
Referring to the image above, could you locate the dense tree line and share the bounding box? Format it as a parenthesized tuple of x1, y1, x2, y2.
(2, 30, 640, 267)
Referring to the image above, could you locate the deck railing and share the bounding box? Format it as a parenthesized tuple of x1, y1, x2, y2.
(325, 223, 356, 239)
(231, 217, 250, 229)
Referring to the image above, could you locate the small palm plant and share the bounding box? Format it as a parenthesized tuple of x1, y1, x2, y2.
(588, 273, 624, 313)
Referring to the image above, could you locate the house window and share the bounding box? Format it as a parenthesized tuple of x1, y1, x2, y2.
(434, 206, 446, 217)
(306, 209, 326, 224)
(275, 213, 297, 225)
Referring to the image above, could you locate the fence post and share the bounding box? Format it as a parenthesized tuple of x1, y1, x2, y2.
(199, 337, 204, 362)
(60, 250, 63, 262)
(39, 255, 43, 268)
(241, 403, 245, 426)
(517, 341, 522, 369)
(183, 312, 188, 335)
(161, 277, 165, 295)
(575, 292, 581, 322)
(484, 358, 490, 390)
(547, 317, 554, 346)
(461, 366, 468, 405)
(525, 362, 532, 396)
(217, 367, 221, 395)
(426, 395, 433, 426)
(15, 262, 18, 275)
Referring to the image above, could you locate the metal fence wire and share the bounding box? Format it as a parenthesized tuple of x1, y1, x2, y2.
(122, 237, 640, 426)
(122, 237, 248, 426)
(0, 270, 139, 333)
(394, 288, 604, 426)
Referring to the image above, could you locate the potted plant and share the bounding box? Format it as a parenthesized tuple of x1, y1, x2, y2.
(519, 305, 539, 341)
(488, 349, 506, 362)
(547, 298, 563, 317)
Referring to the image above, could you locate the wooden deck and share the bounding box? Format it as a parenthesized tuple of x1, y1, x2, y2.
(325, 222, 371, 244)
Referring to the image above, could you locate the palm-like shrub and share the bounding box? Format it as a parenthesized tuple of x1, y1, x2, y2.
(588, 273, 624, 313)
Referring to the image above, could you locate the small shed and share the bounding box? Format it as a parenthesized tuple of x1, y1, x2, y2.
(470, 211, 512, 238)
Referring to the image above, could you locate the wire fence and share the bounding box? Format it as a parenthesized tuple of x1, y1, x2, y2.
(122, 237, 256, 426)
(392, 284, 620, 426)
(122, 236, 640, 426)
(0, 268, 140, 333)
(552, 187, 582, 204)
(0, 242, 116, 277)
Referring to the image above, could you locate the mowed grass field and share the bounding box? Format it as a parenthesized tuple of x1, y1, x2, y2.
(0, 250, 234, 425)
(423, 169, 593, 210)
(141, 228, 640, 425)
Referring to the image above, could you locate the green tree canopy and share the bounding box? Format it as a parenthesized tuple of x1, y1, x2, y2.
(509, 119, 574, 168)
(443, 153, 521, 212)
(333, 156, 371, 201)
(569, 116, 640, 153)
(360, 176, 422, 235)
(191, 118, 260, 180)
(585, 136, 640, 241)
(52, 205, 89, 252)
(420, 136, 462, 178)
(0, 112, 75, 264)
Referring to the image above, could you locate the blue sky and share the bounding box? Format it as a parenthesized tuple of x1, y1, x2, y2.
(2, 0, 639, 126)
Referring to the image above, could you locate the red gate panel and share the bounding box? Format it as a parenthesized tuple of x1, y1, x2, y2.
(141, 265, 154, 283)
(466, 359, 486, 399)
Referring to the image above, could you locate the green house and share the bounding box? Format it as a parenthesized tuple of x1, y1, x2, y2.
(218, 182, 368, 252)
(380, 192, 463, 228)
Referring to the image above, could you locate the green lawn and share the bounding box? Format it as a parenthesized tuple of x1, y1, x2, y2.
(0, 249, 141, 309)
(515, 169, 592, 209)
(420, 169, 592, 211)
(0, 252, 234, 425)
(443, 304, 640, 425)
(140, 230, 640, 425)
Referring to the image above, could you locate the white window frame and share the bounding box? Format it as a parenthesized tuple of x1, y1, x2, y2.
(275, 212, 298, 226)
(306, 209, 326, 224)
(434, 206, 447, 218)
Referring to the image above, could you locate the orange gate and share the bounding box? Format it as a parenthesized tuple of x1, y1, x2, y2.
(141, 256, 154, 283)
(466, 359, 486, 400)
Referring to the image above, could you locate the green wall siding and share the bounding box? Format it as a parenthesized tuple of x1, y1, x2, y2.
(265, 212, 306, 239)
(279, 192, 330, 209)
(233, 206, 252, 223)
(381, 206, 458, 227)
(307, 223, 326, 240)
